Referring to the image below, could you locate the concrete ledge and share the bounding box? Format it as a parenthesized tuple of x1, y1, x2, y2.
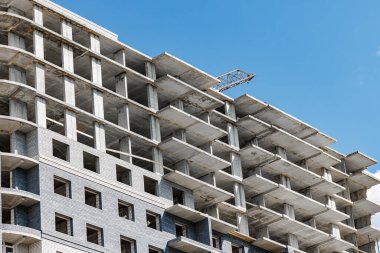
(356, 225, 380, 246)
(2, 224, 41, 244)
(1, 187, 40, 207)
(168, 236, 211, 253)
(0, 115, 37, 134)
(166, 204, 207, 223)
(155, 75, 223, 112)
(344, 151, 377, 173)
(210, 216, 237, 234)
(1, 152, 38, 170)
(252, 237, 286, 253)
(352, 199, 380, 219)
(349, 170, 380, 192)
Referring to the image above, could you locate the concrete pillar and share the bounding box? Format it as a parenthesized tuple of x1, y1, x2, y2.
(35, 96, 46, 128)
(10, 132, 26, 156)
(227, 123, 239, 148)
(8, 32, 25, 50)
(65, 110, 77, 141)
(171, 99, 184, 111)
(287, 234, 299, 251)
(92, 89, 104, 118)
(61, 19, 73, 40)
(206, 205, 219, 219)
(173, 129, 186, 142)
(225, 101, 236, 119)
(94, 122, 106, 152)
(280, 175, 292, 189)
(326, 195, 336, 210)
(9, 100, 27, 120)
(276, 146, 287, 159)
(200, 173, 216, 186)
(116, 73, 128, 98)
(118, 105, 130, 130)
(330, 223, 341, 239)
(119, 136, 132, 163)
(34, 63, 45, 93)
(146, 62, 163, 175)
(174, 160, 189, 175)
(231, 152, 243, 178)
(284, 203, 295, 219)
(114, 49, 125, 65)
(9, 66, 26, 84)
(257, 226, 270, 238)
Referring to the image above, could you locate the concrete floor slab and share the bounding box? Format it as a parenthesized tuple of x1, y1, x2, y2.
(168, 236, 211, 253)
(0, 116, 37, 134)
(1, 188, 40, 207)
(1, 153, 38, 170)
(352, 199, 380, 219)
(157, 105, 226, 146)
(159, 137, 230, 175)
(252, 237, 286, 253)
(155, 75, 224, 112)
(239, 143, 275, 169)
(210, 216, 237, 234)
(166, 204, 207, 223)
(356, 225, 380, 246)
(345, 151, 377, 173)
(348, 171, 380, 192)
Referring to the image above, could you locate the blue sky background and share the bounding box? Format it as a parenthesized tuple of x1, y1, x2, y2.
(53, 0, 380, 172)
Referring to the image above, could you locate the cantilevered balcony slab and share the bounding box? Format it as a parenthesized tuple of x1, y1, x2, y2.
(234, 94, 336, 147)
(236, 115, 272, 141)
(166, 204, 207, 222)
(348, 170, 380, 192)
(1, 153, 38, 170)
(2, 224, 41, 244)
(247, 204, 283, 228)
(317, 237, 354, 253)
(157, 106, 226, 146)
(243, 174, 276, 197)
(269, 217, 331, 249)
(210, 216, 237, 234)
(0, 116, 37, 134)
(159, 137, 230, 176)
(0, 79, 36, 103)
(314, 208, 349, 224)
(335, 222, 357, 237)
(244, 175, 327, 217)
(153, 52, 220, 90)
(217, 202, 245, 225)
(164, 171, 233, 209)
(307, 180, 345, 199)
(252, 237, 286, 253)
(333, 194, 353, 209)
(356, 225, 380, 246)
(168, 236, 211, 253)
(155, 75, 223, 112)
(1, 188, 40, 208)
(344, 151, 377, 173)
(239, 143, 276, 169)
(352, 199, 380, 219)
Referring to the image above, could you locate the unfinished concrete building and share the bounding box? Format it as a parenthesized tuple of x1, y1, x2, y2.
(0, 0, 379, 253)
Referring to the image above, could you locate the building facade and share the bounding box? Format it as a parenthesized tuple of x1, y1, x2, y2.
(0, 0, 379, 253)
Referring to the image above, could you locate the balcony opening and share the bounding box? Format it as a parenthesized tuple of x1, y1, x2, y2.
(172, 187, 184, 205)
(1, 171, 11, 188)
(86, 224, 103, 246)
(54, 176, 71, 198)
(120, 236, 136, 253)
(116, 165, 131, 186)
(146, 211, 160, 230)
(118, 200, 134, 221)
(144, 176, 158, 196)
(2, 209, 14, 224)
(148, 246, 163, 253)
(212, 236, 221, 249)
(175, 222, 187, 237)
(83, 151, 99, 173)
(55, 213, 73, 235)
(84, 187, 101, 209)
(232, 244, 244, 253)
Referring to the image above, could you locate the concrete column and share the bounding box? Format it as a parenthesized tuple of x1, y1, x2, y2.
(119, 136, 132, 163)
(225, 101, 236, 119)
(330, 224, 341, 239)
(284, 203, 299, 251)
(116, 73, 128, 98)
(200, 173, 216, 186)
(276, 146, 287, 159)
(227, 123, 239, 148)
(9, 66, 26, 84)
(94, 122, 106, 152)
(280, 175, 292, 189)
(9, 100, 27, 155)
(8, 32, 25, 50)
(206, 205, 219, 219)
(173, 129, 186, 142)
(61, 19, 77, 141)
(146, 62, 163, 175)
(35, 63, 45, 93)
(33, 5, 43, 25)
(33, 29, 44, 59)
(174, 160, 189, 175)
(35, 96, 46, 128)
(257, 226, 270, 238)
(9, 100, 27, 120)
(171, 99, 184, 111)
(114, 49, 125, 65)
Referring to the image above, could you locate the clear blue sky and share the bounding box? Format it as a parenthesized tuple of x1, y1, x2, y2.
(53, 0, 380, 172)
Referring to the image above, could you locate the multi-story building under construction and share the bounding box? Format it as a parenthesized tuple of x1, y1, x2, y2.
(0, 0, 380, 253)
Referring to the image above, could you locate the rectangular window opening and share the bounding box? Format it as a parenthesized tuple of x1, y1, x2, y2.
(83, 151, 99, 173)
(118, 200, 134, 221)
(148, 246, 163, 253)
(86, 224, 103, 246)
(146, 211, 160, 230)
(116, 165, 131, 186)
(120, 236, 136, 253)
(172, 187, 184, 205)
(54, 176, 71, 197)
(55, 213, 73, 236)
(144, 176, 158, 196)
(85, 187, 102, 209)
(175, 222, 187, 237)
(53, 139, 70, 161)
(232, 244, 244, 253)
